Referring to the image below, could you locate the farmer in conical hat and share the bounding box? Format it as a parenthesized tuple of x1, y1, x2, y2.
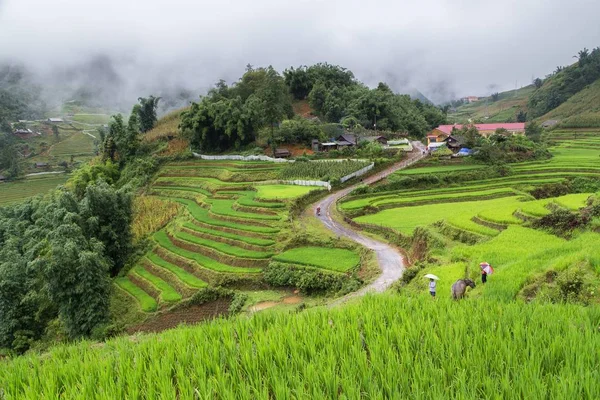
(480, 262, 492, 284)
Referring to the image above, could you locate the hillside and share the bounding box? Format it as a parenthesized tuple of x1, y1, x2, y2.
(538, 78, 600, 128)
(447, 85, 534, 123)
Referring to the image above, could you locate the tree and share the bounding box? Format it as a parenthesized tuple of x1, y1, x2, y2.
(533, 78, 543, 89)
(525, 121, 543, 142)
(137, 95, 161, 133)
(44, 219, 111, 338)
(254, 66, 290, 155)
(52, 125, 59, 141)
(79, 181, 133, 275)
(283, 66, 312, 100)
(491, 92, 500, 101)
(516, 110, 527, 123)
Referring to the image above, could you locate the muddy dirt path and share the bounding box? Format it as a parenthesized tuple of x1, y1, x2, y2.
(314, 142, 427, 305)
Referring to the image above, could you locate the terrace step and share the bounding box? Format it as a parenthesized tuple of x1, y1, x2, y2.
(141, 258, 196, 298)
(190, 219, 276, 239)
(513, 210, 540, 222)
(128, 272, 161, 303)
(170, 232, 271, 268)
(181, 225, 274, 252)
(130, 265, 182, 304)
(114, 276, 158, 312)
(471, 216, 507, 231)
(154, 246, 219, 284)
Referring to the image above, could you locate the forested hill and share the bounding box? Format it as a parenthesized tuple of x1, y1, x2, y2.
(449, 46, 600, 127)
(180, 64, 446, 152)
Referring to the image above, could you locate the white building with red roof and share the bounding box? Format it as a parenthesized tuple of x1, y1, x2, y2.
(427, 123, 525, 145)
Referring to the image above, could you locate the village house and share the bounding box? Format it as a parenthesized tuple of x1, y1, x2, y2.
(274, 148, 291, 158)
(35, 162, 49, 169)
(47, 118, 64, 123)
(0, 175, 6, 183)
(462, 96, 479, 103)
(427, 123, 526, 145)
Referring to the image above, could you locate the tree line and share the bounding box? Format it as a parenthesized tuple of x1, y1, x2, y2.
(180, 63, 447, 152)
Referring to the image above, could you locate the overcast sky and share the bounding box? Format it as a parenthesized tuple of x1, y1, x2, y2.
(0, 0, 599, 104)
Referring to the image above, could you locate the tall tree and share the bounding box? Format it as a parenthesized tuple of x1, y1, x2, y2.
(257, 67, 291, 154)
(137, 96, 161, 133)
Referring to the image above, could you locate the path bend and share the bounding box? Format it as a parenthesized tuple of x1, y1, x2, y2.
(314, 142, 426, 304)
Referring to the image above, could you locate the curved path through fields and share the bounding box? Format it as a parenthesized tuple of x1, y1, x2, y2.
(314, 142, 426, 304)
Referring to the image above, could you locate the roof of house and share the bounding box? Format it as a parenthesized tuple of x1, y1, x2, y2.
(275, 148, 290, 154)
(321, 142, 338, 146)
(337, 134, 357, 145)
(0, 175, 6, 180)
(48, 118, 64, 122)
(35, 162, 49, 166)
(542, 119, 559, 127)
(362, 135, 387, 142)
(434, 123, 525, 135)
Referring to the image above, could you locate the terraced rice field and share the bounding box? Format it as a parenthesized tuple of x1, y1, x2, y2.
(344, 132, 600, 302)
(49, 132, 95, 156)
(347, 135, 600, 238)
(118, 159, 357, 312)
(0, 174, 69, 206)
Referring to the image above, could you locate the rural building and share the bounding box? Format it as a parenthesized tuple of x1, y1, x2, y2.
(427, 142, 447, 151)
(445, 135, 464, 152)
(47, 118, 64, 123)
(335, 134, 388, 147)
(0, 175, 6, 183)
(35, 162, 49, 169)
(462, 96, 479, 103)
(427, 123, 525, 145)
(542, 120, 559, 128)
(274, 148, 291, 158)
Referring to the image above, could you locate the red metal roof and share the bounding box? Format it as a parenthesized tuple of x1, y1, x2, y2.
(434, 123, 525, 135)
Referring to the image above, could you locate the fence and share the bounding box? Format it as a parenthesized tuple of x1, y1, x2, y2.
(340, 163, 374, 183)
(192, 153, 294, 163)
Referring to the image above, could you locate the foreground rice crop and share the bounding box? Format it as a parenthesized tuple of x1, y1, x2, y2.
(1, 294, 598, 399)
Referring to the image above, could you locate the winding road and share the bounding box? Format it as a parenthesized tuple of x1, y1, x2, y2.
(314, 142, 426, 304)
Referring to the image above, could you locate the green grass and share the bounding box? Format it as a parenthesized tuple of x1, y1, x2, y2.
(0, 175, 69, 206)
(71, 114, 111, 124)
(207, 199, 280, 221)
(273, 246, 360, 272)
(153, 230, 262, 273)
(2, 294, 599, 399)
(219, 191, 285, 208)
(131, 266, 182, 303)
(49, 132, 95, 156)
(173, 198, 279, 234)
(182, 222, 275, 246)
(153, 185, 211, 197)
(355, 197, 528, 236)
(174, 230, 274, 259)
(114, 277, 157, 312)
(146, 253, 207, 289)
(395, 164, 484, 176)
(255, 184, 324, 200)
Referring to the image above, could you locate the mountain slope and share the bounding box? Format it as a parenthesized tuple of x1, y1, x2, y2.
(448, 85, 533, 123)
(538, 78, 600, 128)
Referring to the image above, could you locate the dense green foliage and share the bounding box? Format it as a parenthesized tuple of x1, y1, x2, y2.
(180, 66, 293, 152)
(0, 181, 133, 351)
(137, 95, 161, 133)
(529, 47, 600, 118)
(0, 64, 44, 130)
(1, 295, 598, 398)
(285, 64, 446, 135)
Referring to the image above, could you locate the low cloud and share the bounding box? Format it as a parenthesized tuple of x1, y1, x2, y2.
(1, 0, 598, 107)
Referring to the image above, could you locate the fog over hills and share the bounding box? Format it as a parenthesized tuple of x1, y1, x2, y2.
(1, 0, 599, 109)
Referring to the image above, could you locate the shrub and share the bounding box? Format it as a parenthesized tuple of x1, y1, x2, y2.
(228, 293, 248, 315)
(263, 262, 361, 295)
